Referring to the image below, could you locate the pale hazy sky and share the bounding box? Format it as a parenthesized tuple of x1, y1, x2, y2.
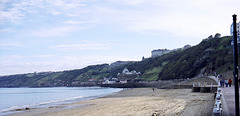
(0, 0, 240, 75)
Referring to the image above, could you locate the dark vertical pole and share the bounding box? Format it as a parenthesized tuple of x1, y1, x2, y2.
(233, 14, 239, 116)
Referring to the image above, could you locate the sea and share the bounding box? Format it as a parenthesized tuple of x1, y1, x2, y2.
(0, 87, 123, 115)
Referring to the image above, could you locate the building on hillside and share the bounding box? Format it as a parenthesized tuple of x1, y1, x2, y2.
(117, 68, 141, 80)
(101, 68, 141, 84)
(102, 78, 117, 84)
(151, 49, 170, 58)
(102, 77, 119, 84)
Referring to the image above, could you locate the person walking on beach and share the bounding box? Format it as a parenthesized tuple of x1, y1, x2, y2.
(228, 79, 232, 87)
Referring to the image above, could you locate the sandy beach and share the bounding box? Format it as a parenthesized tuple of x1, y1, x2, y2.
(8, 88, 214, 116)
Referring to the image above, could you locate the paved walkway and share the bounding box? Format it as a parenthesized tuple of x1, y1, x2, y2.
(208, 76, 240, 116)
(221, 86, 239, 116)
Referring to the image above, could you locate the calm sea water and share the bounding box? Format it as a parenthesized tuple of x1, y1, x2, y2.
(0, 87, 123, 115)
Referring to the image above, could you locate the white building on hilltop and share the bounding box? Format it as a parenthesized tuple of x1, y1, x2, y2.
(151, 49, 170, 58)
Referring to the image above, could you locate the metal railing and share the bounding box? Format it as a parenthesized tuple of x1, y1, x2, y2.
(192, 82, 214, 87)
(212, 83, 223, 116)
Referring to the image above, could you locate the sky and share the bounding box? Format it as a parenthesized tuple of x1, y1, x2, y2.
(0, 0, 240, 75)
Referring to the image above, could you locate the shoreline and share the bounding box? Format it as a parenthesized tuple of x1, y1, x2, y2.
(0, 87, 124, 116)
(6, 88, 214, 116)
(2, 88, 127, 116)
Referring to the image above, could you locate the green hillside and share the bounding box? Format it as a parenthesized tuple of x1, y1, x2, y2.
(158, 35, 232, 80)
(127, 35, 233, 80)
(0, 34, 234, 87)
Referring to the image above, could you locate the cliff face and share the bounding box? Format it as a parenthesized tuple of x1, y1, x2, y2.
(0, 35, 234, 87)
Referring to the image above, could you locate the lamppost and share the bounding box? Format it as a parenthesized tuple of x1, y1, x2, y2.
(232, 14, 239, 116)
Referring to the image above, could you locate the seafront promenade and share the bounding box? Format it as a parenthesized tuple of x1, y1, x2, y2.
(208, 76, 240, 116)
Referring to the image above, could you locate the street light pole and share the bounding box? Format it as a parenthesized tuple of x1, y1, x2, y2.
(232, 14, 239, 116)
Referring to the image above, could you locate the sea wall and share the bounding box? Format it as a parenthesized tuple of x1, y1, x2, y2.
(99, 83, 159, 88)
(99, 81, 177, 88)
(174, 84, 193, 89)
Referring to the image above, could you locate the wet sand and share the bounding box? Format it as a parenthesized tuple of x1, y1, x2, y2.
(8, 88, 214, 116)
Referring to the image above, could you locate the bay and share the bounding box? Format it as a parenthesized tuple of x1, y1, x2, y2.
(0, 87, 123, 115)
